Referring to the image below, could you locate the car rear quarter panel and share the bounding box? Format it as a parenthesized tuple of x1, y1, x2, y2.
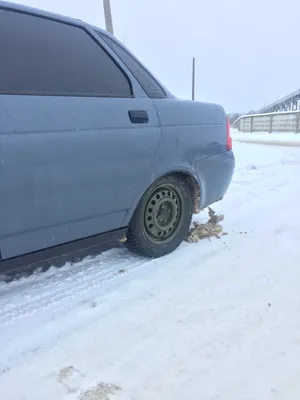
(122, 98, 234, 226)
(154, 98, 227, 155)
(152, 98, 234, 206)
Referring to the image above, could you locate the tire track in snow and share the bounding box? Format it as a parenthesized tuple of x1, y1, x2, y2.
(0, 247, 150, 327)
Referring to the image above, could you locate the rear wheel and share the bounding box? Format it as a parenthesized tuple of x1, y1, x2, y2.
(126, 175, 193, 258)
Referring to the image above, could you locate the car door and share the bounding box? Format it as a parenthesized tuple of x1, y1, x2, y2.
(0, 9, 161, 259)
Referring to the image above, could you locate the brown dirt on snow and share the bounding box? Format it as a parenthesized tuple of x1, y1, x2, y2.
(186, 207, 225, 243)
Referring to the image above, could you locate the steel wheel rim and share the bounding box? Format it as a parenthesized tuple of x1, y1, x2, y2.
(144, 186, 182, 243)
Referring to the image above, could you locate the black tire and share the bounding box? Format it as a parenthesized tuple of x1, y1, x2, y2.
(126, 175, 193, 258)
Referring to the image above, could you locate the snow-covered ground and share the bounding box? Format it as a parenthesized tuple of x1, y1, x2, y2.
(1, 142, 300, 400)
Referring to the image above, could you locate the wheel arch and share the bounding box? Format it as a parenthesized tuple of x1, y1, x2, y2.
(172, 171, 202, 214)
(122, 169, 204, 228)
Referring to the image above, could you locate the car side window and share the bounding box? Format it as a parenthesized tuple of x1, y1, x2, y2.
(0, 10, 132, 98)
(98, 32, 167, 99)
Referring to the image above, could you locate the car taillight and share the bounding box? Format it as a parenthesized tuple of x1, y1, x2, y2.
(226, 118, 232, 151)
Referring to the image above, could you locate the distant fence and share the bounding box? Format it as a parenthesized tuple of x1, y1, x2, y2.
(232, 111, 300, 133)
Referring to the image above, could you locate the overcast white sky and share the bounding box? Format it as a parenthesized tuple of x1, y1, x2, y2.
(15, 0, 300, 112)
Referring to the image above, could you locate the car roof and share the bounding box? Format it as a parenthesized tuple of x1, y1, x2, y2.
(0, 0, 107, 34)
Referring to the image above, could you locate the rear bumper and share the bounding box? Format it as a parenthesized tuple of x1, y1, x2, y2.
(195, 150, 235, 209)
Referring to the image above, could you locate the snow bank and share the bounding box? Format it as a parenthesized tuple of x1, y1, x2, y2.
(232, 129, 300, 146)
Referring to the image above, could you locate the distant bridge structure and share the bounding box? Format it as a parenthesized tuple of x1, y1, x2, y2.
(257, 88, 300, 114)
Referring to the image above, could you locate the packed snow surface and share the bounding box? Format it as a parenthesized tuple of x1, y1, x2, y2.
(0, 141, 300, 400)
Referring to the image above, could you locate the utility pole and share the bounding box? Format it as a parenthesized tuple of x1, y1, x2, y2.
(192, 57, 196, 100)
(103, 0, 114, 35)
